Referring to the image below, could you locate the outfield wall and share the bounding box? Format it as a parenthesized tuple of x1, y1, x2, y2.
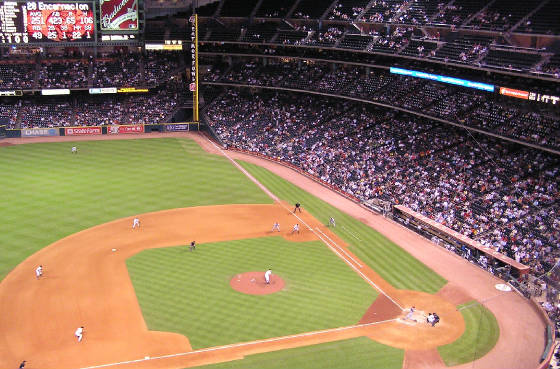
(5, 123, 199, 138)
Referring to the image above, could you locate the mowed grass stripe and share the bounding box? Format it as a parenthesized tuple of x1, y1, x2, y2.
(191, 337, 404, 369)
(437, 301, 500, 366)
(0, 138, 272, 280)
(236, 161, 446, 293)
(127, 237, 378, 349)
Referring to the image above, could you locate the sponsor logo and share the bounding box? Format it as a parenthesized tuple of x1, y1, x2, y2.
(166, 124, 189, 132)
(21, 128, 58, 137)
(108, 125, 144, 134)
(65, 127, 102, 135)
(499, 87, 529, 99)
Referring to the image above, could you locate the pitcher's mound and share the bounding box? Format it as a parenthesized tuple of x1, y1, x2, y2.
(230, 271, 285, 295)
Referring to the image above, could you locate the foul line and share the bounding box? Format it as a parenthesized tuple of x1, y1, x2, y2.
(342, 225, 362, 241)
(315, 227, 362, 268)
(206, 139, 279, 201)
(79, 318, 398, 369)
(204, 137, 404, 309)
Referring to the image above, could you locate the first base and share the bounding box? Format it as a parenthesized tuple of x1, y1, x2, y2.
(144, 356, 150, 359)
(111, 248, 117, 252)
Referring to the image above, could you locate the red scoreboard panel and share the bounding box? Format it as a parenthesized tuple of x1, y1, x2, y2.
(0, 1, 94, 44)
(100, 0, 138, 31)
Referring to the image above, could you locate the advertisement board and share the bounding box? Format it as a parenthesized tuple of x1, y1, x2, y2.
(390, 67, 495, 92)
(100, 0, 138, 31)
(65, 126, 102, 135)
(108, 125, 144, 134)
(499, 87, 529, 99)
(21, 128, 59, 137)
(165, 124, 189, 132)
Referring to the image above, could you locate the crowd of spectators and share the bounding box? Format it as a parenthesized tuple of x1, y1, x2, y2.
(205, 88, 560, 278)
(1, 78, 187, 129)
(0, 52, 183, 91)
(205, 60, 560, 149)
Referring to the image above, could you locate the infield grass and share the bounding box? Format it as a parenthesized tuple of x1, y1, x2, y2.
(237, 161, 447, 293)
(0, 138, 271, 280)
(437, 300, 500, 366)
(191, 337, 404, 369)
(127, 237, 378, 349)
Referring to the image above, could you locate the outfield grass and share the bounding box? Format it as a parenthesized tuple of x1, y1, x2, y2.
(127, 237, 378, 349)
(237, 160, 447, 293)
(437, 301, 500, 366)
(0, 138, 271, 280)
(191, 337, 404, 369)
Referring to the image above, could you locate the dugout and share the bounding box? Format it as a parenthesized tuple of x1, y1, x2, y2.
(393, 205, 530, 278)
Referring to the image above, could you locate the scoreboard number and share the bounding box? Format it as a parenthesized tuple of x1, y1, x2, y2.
(0, 1, 95, 44)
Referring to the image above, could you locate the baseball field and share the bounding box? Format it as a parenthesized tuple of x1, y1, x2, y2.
(0, 134, 546, 369)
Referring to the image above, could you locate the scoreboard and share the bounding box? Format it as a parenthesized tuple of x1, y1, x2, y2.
(0, 1, 94, 44)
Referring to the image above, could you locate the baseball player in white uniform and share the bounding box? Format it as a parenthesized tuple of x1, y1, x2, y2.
(132, 217, 140, 229)
(272, 222, 280, 232)
(75, 326, 84, 342)
(329, 217, 336, 227)
(35, 265, 43, 279)
(291, 223, 300, 234)
(71, 146, 77, 154)
(264, 269, 272, 284)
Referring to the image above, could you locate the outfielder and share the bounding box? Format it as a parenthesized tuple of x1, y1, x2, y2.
(272, 222, 280, 232)
(329, 217, 336, 227)
(291, 223, 300, 234)
(75, 326, 84, 342)
(264, 269, 272, 284)
(35, 265, 43, 279)
(71, 146, 77, 154)
(132, 217, 140, 229)
(189, 240, 196, 251)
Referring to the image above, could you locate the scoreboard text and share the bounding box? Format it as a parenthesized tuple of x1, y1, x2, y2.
(0, 1, 94, 44)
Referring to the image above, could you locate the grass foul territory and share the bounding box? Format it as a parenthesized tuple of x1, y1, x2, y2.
(0, 138, 271, 281)
(126, 237, 378, 349)
(437, 300, 500, 366)
(237, 160, 447, 293)
(191, 337, 404, 369)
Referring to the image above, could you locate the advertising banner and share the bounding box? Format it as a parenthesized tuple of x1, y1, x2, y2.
(166, 124, 189, 132)
(65, 127, 102, 135)
(499, 87, 529, 99)
(108, 125, 144, 134)
(89, 87, 117, 94)
(100, 0, 138, 31)
(41, 88, 70, 95)
(21, 128, 59, 137)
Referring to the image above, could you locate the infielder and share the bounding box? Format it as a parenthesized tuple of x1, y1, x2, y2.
(35, 265, 43, 279)
(75, 326, 84, 342)
(293, 202, 302, 213)
(272, 222, 280, 232)
(132, 217, 140, 229)
(291, 223, 300, 234)
(264, 269, 272, 284)
(71, 146, 77, 154)
(329, 217, 336, 227)
(189, 240, 196, 251)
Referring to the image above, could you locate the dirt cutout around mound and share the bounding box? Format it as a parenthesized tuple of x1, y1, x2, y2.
(230, 272, 286, 295)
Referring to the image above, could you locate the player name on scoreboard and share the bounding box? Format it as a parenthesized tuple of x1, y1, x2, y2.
(0, 1, 94, 44)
